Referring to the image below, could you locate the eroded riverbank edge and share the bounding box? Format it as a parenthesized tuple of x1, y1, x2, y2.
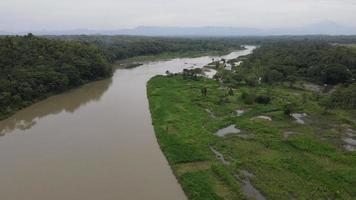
(147, 75, 356, 199)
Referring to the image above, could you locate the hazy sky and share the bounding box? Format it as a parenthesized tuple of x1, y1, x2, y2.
(1, 0, 356, 32)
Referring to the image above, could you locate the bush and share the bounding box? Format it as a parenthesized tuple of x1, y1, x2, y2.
(245, 74, 258, 87)
(241, 91, 256, 105)
(255, 95, 271, 104)
(283, 102, 296, 115)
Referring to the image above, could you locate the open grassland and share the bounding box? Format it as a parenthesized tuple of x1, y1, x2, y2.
(148, 75, 356, 200)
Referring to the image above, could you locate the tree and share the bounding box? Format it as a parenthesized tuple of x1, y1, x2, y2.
(287, 75, 297, 88)
(228, 88, 234, 96)
(255, 95, 271, 104)
(245, 74, 258, 87)
(265, 69, 284, 84)
(283, 102, 296, 116)
(322, 65, 351, 85)
(201, 87, 207, 96)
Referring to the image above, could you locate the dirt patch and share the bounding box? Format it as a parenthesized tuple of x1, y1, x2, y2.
(343, 138, 356, 152)
(202, 68, 217, 79)
(291, 113, 308, 124)
(303, 83, 323, 93)
(345, 128, 356, 137)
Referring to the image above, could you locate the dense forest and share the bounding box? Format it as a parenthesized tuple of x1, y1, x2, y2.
(0, 34, 112, 119)
(48, 35, 356, 62)
(242, 42, 356, 85)
(48, 35, 245, 62)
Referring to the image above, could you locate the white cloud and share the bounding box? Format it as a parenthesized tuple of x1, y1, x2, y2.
(0, 0, 355, 31)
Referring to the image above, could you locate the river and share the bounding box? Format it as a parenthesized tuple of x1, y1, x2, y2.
(0, 46, 255, 200)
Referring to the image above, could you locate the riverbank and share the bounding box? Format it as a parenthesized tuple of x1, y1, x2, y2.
(0, 76, 112, 121)
(147, 75, 356, 199)
(115, 49, 243, 69)
(0, 44, 243, 121)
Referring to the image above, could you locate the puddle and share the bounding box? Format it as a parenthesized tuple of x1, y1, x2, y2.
(343, 138, 356, 152)
(291, 113, 307, 124)
(234, 170, 266, 200)
(235, 110, 245, 117)
(205, 109, 216, 118)
(215, 125, 241, 137)
(251, 116, 272, 121)
(210, 147, 230, 165)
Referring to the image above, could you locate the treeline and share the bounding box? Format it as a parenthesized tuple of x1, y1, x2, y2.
(242, 41, 356, 85)
(213, 41, 356, 109)
(46, 35, 356, 64)
(48, 35, 245, 62)
(0, 34, 112, 118)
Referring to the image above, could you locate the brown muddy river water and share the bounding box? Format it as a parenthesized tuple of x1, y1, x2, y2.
(0, 46, 254, 200)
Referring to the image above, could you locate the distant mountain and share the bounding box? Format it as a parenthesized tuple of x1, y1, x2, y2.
(269, 21, 356, 35)
(108, 26, 265, 36)
(0, 31, 10, 35)
(1, 21, 356, 36)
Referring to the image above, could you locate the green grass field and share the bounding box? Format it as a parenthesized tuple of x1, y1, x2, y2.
(147, 75, 356, 200)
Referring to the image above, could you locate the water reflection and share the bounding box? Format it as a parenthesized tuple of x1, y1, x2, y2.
(0, 78, 112, 136)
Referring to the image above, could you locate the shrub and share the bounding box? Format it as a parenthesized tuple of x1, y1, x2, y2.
(241, 91, 256, 105)
(283, 102, 296, 115)
(255, 95, 271, 104)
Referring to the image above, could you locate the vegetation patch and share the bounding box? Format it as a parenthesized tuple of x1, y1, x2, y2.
(148, 74, 356, 199)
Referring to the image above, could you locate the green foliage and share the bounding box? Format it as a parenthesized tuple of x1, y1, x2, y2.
(240, 90, 256, 105)
(181, 171, 223, 200)
(283, 102, 296, 115)
(264, 69, 284, 84)
(244, 74, 258, 87)
(255, 95, 271, 104)
(243, 41, 356, 85)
